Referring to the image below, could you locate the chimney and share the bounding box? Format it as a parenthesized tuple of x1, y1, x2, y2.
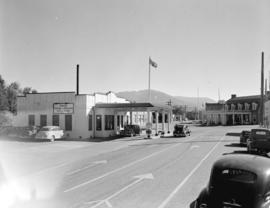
(76, 64, 79, 95)
(231, 94, 236, 99)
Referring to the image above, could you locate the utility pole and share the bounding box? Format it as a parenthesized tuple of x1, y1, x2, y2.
(260, 52, 264, 126)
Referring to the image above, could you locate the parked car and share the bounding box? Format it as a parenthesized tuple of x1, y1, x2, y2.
(27, 125, 40, 137)
(240, 130, 250, 146)
(35, 126, 64, 142)
(190, 154, 270, 208)
(247, 128, 270, 154)
(173, 124, 191, 137)
(120, 125, 141, 137)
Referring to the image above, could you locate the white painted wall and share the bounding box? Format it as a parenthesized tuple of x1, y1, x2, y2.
(14, 91, 130, 139)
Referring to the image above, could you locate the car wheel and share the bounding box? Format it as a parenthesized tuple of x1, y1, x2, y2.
(51, 135, 55, 142)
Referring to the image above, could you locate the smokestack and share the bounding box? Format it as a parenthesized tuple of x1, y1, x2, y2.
(260, 52, 264, 126)
(76, 64, 79, 95)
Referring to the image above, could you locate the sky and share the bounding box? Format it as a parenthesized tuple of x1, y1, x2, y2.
(0, 0, 270, 101)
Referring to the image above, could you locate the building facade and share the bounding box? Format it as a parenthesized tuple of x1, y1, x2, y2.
(205, 94, 262, 125)
(14, 91, 172, 138)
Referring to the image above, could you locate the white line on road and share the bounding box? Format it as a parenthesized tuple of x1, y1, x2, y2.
(64, 143, 183, 192)
(157, 135, 225, 208)
(190, 145, 200, 149)
(85, 173, 154, 208)
(66, 160, 107, 175)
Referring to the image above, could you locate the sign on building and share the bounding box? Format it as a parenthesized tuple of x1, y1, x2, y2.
(53, 103, 74, 114)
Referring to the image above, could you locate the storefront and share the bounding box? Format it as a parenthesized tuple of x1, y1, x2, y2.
(14, 91, 173, 138)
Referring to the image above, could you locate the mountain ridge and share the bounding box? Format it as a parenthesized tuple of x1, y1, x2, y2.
(116, 89, 216, 110)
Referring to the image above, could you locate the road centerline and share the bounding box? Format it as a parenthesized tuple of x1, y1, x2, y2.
(157, 135, 226, 208)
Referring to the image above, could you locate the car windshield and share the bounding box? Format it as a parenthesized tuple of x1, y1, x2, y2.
(40, 127, 52, 131)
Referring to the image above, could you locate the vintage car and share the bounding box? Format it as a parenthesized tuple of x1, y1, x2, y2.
(190, 154, 270, 208)
(240, 130, 251, 146)
(247, 128, 270, 154)
(35, 126, 64, 142)
(120, 124, 141, 137)
(173, 124, 191, 137)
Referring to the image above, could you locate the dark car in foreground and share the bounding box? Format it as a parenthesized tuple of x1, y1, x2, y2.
(190, 154, 270, 208)
(173, 124, 190, 137)
(247, 128, 270, 154)
(240, 130, 250, 146)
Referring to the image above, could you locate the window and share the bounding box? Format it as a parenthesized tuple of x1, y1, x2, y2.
(96, 115, 102, 131)
(252, 103, 258, 110)
(88, 114, 93, 131)
(65, 115, 72, 131)
(52, 115, 59, 126)
(40, 115, 47, 127)
(121, 115, 124, 127)
(158, 113, 162, 123)
(28, 115, 35, 126)
(117, 115, 120, 127)
(165, 114, 168, 123)
(152, 112, 156, 123)
(245, 103, 250, 111)
(105, 115, 114, 130)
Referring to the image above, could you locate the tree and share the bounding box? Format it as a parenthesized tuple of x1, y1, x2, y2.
(23, 87, 32, 95)
(6, 82, 21, 113)
(32, 89, 38, 94)
(22, 87, 38, 95)
(0, 75, 8, 111)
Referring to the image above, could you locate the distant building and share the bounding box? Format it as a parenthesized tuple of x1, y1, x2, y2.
(205, 102, 226, 125)
(205, 94, 263, 125)
(14, 91, 173, 138)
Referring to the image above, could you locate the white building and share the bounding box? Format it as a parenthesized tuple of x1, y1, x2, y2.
(14, 91, 172, 138)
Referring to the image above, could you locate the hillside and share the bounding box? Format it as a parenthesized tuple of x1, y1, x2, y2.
(116, 89, 215, 110)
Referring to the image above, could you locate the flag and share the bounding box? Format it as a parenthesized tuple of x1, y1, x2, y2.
(149, 57, 158, 68)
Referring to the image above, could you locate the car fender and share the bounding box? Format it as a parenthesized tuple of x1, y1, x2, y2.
(197, 187, 209, 206)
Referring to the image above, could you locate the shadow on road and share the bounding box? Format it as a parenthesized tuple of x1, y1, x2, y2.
(226, 132, 241, 137)
(224, 143, 244, 148)
(223, 150, 249, 155)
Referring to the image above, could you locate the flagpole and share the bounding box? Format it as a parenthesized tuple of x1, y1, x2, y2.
(148, 57, 151, 123)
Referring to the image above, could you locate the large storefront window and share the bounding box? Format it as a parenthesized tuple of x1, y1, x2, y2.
(96, 115, 102, 131)
(40, 115, 47, 127)
(52, 115, 59, 126)
(28, 115, 35, 126)
(65, 115, 72, 131)
(105, 115, 114, 130)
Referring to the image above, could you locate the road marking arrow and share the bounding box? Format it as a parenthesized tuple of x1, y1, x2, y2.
(190, 145, 200, 149)
(66, 160, 108, 176)
(85, 173, 154, 208)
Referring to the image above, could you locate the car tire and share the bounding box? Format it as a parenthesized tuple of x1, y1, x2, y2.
(51, 135, 55, 142)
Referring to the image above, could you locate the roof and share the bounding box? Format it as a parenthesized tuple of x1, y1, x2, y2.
(213, 154, 270, 178)
(95, 102, 172, 111)
(226, 95, 261, 103)
(17, 91, 76, 97)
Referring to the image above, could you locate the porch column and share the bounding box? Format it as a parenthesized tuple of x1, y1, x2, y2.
(232, 113, 235, 125)
(155, 111, 159, 136)
(162, 111, 165, 132)
(241, 114, 243, 125)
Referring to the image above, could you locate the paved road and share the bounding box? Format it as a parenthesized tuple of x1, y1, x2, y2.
(0, 125, 257, 208)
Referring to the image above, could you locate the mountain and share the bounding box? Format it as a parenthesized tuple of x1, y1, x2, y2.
(116, 89, 216, 110)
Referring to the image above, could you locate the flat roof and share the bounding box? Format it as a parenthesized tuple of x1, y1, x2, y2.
(95, 102, 172, 111)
